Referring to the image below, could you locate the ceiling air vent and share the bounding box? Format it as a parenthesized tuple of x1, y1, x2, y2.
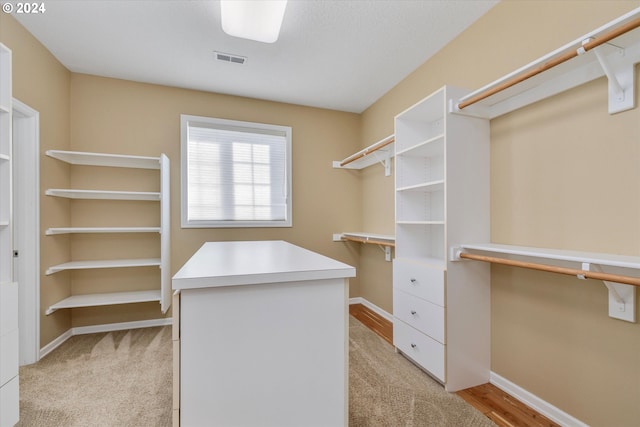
(214, 51, 247, 65)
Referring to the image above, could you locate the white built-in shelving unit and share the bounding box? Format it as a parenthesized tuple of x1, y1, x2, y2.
(45, 150, 171, 316)
(393, 85, 491, 392)
(0, 42, 19, 427)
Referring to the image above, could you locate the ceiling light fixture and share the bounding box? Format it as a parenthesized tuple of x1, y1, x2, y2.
(220, 0, 288, 44)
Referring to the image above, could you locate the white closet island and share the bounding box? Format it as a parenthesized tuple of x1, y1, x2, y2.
(172, 240, 355, 427)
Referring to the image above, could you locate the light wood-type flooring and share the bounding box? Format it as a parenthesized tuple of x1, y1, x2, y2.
(349, 303, 561, 427)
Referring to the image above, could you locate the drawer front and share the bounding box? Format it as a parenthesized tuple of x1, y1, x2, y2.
(0, 329, 19, 386)
(393, 320, 444, 382)
(0, 375, 19, 427)
(393, 289, 445, 344)
(393, 259, 444, 306)
(0, 282, 18, 336)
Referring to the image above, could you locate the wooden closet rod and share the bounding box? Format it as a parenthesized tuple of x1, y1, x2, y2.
(459, 252, 640, 287)
(457, 15, 640, 110)
(340, 136, 395, 167)
(342, 235, 396, 248)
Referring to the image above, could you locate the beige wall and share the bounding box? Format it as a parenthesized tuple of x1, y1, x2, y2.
(360, 1, 640, 425)
(0, 14, 72, 346)
(2, 14, 362, 341)
(67, 74, 362, 326)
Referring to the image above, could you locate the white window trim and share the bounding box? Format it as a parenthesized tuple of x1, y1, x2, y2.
(180, 114, 292, 228)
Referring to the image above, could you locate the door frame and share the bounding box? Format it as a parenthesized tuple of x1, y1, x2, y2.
(13, 98, 40, 365)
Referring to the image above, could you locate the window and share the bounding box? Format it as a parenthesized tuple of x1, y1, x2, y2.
(181, 115, 292, 228)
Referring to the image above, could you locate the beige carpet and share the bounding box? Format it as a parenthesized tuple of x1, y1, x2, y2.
(17, 319, 494, 426)
(18, 326, 173, 427)
(348, 316, 495, 426)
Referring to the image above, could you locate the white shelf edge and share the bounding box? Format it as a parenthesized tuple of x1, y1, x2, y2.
(46, 189, 161, 201)
(0, 220, 9, 227)
(340, 231, 395, 242)
(0, 104, 10, 114)
(45, 290, 162, 315)
(458, 243, 640, 270)
(396, 179, 445, 192)
(397, 221, 445, 225)
(46, 227, 161, 235)
(395, 133, 445, 156)
(334, 231, 395, 261)
(0, 153, 9, 161)
(46, 258, 161, 275)
(46, 150, 161, 169)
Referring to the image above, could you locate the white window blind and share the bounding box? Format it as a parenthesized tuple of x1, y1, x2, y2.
(181, 115, 292, 228)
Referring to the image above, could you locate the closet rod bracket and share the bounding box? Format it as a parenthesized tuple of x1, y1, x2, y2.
(581, 262, 636, 323)
(581, 37, 636, 114)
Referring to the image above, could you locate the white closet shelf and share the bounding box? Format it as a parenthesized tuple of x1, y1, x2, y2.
(452, 8, 640, 118)
(0, 221, 8, 227)
(333, 135, 394, 176)
(45, 290, 161, 315)
(46, 189, 160, 201)
(452, 243, 639, 322)
(46, 150, 161, 169)
(334, 232, 395, 245)
(46, 227, 161, 235)
(0, 104, 9, 114)
(334, 232, 395, 261)
(0, 154, 9, 161)
(397, 180, 444, 193)
(46, 258, 161, 275)
(453, 243, 640, 270)
(396, 134, 444, 157)
(397, 220, 445, 225)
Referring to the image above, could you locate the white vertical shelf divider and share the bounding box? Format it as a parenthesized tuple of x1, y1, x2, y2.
(0, 41, 19, 427)
(160, 153, 171, 313)
(44, 150, 170, 315)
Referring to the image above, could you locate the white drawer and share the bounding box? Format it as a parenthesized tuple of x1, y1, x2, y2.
(0, 282, 18, 336)
(393, 320, 444, 382)
(0, 328, 19, 387)
(393, 258, 444, 306)
(0, 375, 19, 427)
(393, 289, 445, 344)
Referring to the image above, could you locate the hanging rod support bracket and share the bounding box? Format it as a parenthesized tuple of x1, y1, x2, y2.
(580, 37, 636, 114)
(372, 151, 391, 177)
(582, 262, 636, 323)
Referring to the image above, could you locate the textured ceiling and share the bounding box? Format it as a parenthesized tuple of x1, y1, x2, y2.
(14, 0, 498, 113)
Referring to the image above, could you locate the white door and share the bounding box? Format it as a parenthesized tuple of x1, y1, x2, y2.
(12, 99, 40, 366)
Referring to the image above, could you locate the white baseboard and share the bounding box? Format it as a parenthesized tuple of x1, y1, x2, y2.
(39, 318, 173, 359)
(490, 372, 587, 427)
(39, 329, 73, 359)
(72, 318, 172, 335)
(349, 297, 393, 323)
